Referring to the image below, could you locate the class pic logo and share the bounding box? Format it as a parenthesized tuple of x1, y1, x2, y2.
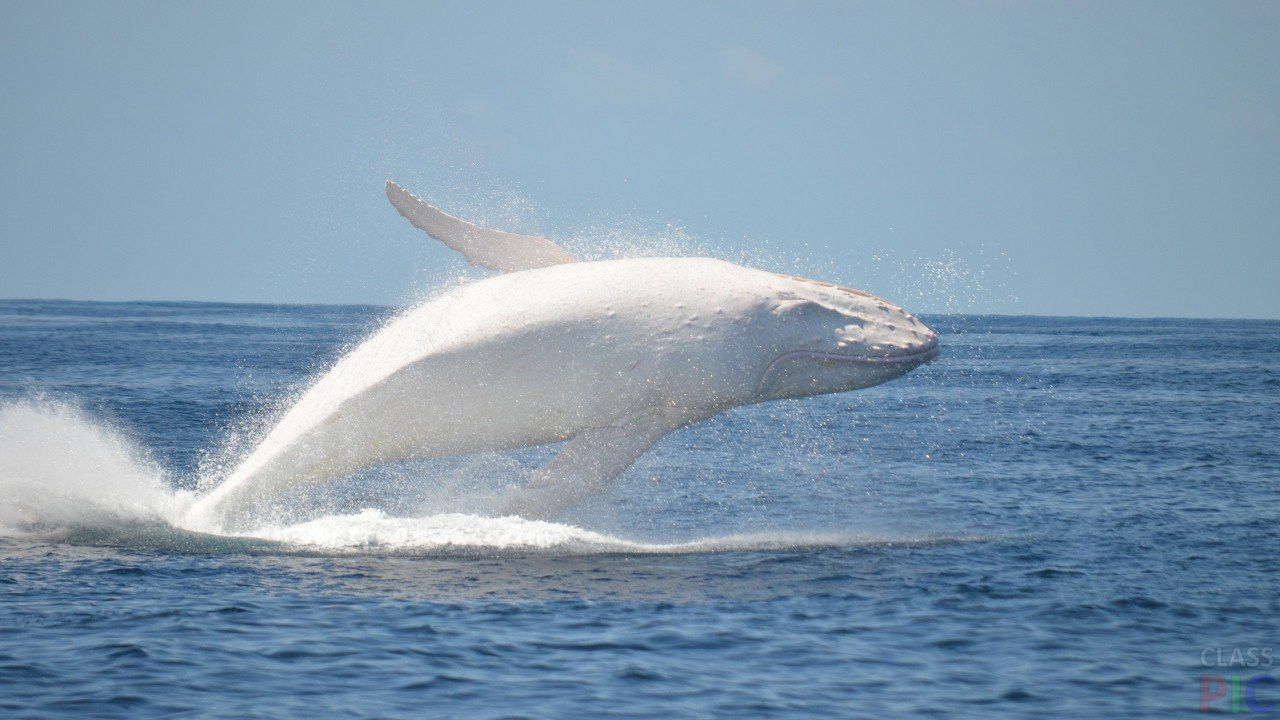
(1200, 647, 1275, 714)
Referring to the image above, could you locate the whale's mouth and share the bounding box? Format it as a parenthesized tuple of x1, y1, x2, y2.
(771, 338, 941, 369)
(754, 339, 940, 400)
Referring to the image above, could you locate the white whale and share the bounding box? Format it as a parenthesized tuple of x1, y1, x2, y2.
(190, 182, 939, 528)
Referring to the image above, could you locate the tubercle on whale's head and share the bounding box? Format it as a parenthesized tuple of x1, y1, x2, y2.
(750, 273, 940, 402)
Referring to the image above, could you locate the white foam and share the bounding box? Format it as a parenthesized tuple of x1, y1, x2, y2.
(242, 509, 642, 553)
(234, 509, 977, 556)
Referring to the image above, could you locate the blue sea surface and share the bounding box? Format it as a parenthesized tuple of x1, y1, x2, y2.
(1, 299, 1277, 718)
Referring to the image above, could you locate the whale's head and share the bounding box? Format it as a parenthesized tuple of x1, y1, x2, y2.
(751, 274, 939, 402)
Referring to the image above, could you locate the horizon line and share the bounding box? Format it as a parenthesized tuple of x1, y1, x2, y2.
(1, 296, 1276, 323)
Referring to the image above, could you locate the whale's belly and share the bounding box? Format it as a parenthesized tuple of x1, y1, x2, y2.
(282, 334, 666, 472)
(197, 316, 676, 524)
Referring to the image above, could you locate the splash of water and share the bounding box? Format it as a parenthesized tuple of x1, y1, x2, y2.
(0, 398, 192, 535)
(0, 193, 1012, 553)
(0, 399, 987, 555)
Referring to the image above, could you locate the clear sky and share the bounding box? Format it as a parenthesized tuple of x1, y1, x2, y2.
(1, 1, 1276, 317)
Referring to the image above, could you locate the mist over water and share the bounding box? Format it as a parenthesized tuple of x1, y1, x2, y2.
(0, 399, 185, 535)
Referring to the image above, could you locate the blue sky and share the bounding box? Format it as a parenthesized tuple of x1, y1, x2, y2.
(1, 1, 1276, 317)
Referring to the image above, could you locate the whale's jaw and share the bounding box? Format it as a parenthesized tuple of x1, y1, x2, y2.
(754, 335, 940, 402)
(767, 338, 941, 369)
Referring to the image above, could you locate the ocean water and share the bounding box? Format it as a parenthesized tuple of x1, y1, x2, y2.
(0, 298, 1277, 718)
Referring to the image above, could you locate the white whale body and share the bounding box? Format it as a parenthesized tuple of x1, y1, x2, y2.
(190, 182, 939, 528)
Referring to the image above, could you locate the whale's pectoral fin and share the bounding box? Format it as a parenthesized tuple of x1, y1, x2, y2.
(385, 180, 577, 273)
(501, 416, 671, 520)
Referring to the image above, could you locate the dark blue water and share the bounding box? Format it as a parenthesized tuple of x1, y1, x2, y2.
(1, 299, 1277, 718)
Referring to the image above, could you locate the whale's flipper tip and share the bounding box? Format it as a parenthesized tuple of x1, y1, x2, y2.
(384, 179, 412, 202)
(385, 180, 577, 273)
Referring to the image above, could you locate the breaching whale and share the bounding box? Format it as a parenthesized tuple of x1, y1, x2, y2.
(190, 182, 939, 528)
